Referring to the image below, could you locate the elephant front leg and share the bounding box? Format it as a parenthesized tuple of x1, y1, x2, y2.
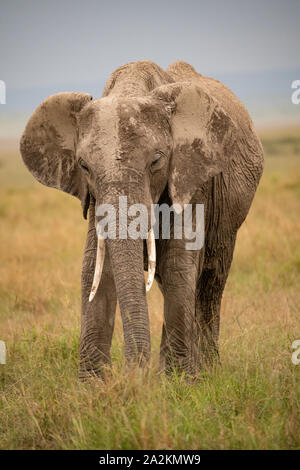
(195, 235, 236, 370)
(159, 241, 199, 375)
(79, 206, 117, 380)
(195, 283, 221, 370)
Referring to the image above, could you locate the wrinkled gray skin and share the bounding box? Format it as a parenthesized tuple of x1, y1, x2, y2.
(20, 61, 264, 379)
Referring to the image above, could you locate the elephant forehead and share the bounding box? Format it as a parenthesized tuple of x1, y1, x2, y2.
(118, 98, 168, 126)
(78, 98, 120, 156)
(78, 97, 170, 165)
(117, 99, 171, 149)
(78, 97, 118, 133)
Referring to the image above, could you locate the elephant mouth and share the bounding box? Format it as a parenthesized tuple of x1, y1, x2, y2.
(88, 227, 156, 302)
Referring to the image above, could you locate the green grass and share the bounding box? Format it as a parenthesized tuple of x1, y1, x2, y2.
(0, 131, 299, 449)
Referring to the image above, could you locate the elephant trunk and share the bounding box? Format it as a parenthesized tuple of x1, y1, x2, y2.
(88, 184, 154, 364)
(107, 236, 151, 363)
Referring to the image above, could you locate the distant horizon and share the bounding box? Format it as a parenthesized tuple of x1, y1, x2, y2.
(1, 64, 299, 139)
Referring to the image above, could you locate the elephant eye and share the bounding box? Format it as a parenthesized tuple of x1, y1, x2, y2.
(152, 152, 162, 163)
(79, 158, 89, 173)
(150, 152, 165, 172)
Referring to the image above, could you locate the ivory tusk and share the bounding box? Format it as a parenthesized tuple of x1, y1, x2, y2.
(89, 233, 105, 302)
(146, 228, 156, 292)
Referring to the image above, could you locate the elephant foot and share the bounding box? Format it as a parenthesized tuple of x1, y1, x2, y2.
(78, 348, 112, 382)
(160, 352, 195, 379)
(78, 363, 112, 382)
(196, 348, 221, 373)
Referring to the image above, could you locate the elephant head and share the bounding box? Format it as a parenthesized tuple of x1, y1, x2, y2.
(20, 79, 239, 364)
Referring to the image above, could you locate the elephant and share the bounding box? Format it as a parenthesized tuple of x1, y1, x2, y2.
(20, 61, 264, 379)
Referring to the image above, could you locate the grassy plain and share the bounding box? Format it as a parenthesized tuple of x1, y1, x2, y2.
(0, 129, 299, 449)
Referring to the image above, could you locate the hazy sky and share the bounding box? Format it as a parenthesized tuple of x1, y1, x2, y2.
(1, 0, 300, 137)
(1, 0, 300, 89)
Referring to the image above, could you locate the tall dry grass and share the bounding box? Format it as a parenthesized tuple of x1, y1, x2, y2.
(0, 130, 299, 449)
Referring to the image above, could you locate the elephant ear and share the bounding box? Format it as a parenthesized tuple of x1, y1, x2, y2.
(153, 83, 237, 212)
(20, 92, 93, 218)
